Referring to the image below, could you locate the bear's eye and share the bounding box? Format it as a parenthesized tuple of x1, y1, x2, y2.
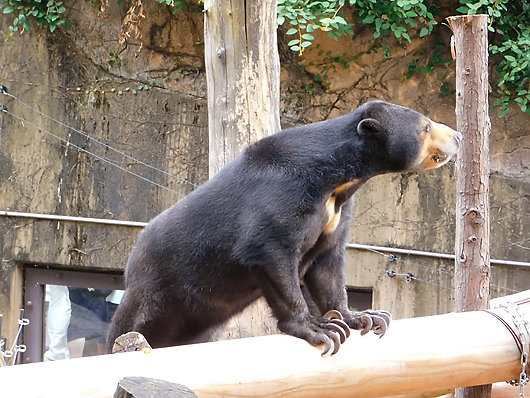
(425, 124, 432, 133)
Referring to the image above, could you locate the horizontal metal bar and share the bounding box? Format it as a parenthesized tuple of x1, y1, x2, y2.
(346, 243, 530, 268)
(1, 210, 148, 227)
(2, 211, 529, 268)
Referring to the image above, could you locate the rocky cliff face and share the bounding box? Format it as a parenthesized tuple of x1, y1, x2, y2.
(0, 3, 528, 332)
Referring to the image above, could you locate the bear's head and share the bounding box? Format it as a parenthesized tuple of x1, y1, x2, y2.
(357, 101, 462, 172)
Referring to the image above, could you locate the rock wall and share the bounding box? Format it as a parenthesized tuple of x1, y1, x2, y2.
(0, 2, 529, 339)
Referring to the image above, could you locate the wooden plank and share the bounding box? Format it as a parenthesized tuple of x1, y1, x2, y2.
(0, 297, 528, 398)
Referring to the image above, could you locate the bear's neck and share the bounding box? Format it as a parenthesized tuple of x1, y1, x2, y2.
(327, 139, 390, 185)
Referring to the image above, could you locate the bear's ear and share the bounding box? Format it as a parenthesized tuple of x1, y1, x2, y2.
(357, 118, 384, 136)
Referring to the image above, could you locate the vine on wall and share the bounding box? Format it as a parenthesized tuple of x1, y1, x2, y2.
(1, 0, 529, 116)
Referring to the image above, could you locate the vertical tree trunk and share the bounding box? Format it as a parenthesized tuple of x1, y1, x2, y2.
(204, 0, 281, 177)
(203, 0, 281, 339)
(447, 14, 491, 398)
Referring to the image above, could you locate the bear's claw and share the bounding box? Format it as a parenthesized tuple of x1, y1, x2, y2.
(320, 310, 351, 356)
(357, 310, 391, 337)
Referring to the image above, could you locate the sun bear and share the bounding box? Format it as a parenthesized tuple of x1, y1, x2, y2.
(107, 100, 461, 355)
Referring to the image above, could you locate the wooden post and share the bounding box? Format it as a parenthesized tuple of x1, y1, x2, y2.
(447, 14, 491, 398)
(203, 1, 281, 339)
(204, 0, 281, 177)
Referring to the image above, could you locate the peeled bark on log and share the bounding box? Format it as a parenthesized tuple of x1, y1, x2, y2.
(2, 291, 529, 398)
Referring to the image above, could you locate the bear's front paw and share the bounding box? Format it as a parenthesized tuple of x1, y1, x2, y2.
(277, 310, 351, 356)
(346, 309, 392, 337)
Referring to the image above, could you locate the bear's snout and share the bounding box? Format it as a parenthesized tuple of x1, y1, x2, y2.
(415, 120, 461, 170)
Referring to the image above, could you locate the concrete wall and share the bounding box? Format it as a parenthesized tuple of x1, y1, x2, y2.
(0, 3, 529, 342)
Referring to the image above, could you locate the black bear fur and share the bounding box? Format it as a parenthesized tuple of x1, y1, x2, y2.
(107, 100, 461, 354)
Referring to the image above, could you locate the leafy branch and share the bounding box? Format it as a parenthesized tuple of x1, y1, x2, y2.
(1, 0, 70, 37)
(278, 0, 437, 55)
(2, 0, 530, 117)
(457, 0, 530, 116)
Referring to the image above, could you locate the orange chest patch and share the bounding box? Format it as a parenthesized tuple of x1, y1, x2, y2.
(324, 195, 342, 234)
(322, 180, 361, 235)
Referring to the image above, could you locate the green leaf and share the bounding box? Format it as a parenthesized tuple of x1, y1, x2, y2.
(363, 15, 374, 24)
(286, 28, 298, 35)
(421, 65, 432, 75)
(302, 33, 314, 40)
(419, 27, 429, 37)
(3, 6, 14, 13)
(328, 31, 338, 41)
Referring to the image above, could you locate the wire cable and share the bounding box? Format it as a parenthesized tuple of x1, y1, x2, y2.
(1, 108, 185, 196)
(1, 90, 199, 189)
(359, 246, 522, 295)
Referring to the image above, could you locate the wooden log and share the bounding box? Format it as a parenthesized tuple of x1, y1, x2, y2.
(1, 293, 529, 398)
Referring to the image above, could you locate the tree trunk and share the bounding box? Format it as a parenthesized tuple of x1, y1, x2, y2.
(204, 0, 281, 177)
(447, 14, 491, 398)
(203, 0, 281, 339)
